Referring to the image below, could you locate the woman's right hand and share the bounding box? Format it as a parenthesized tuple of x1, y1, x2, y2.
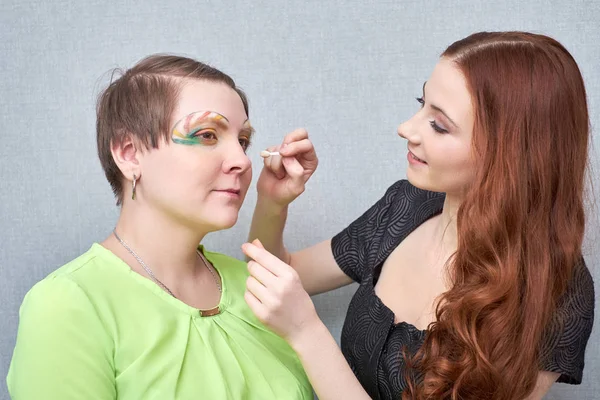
(256, 128, 318, 208)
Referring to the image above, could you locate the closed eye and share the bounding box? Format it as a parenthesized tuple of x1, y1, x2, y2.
(429, 120, 448, 134)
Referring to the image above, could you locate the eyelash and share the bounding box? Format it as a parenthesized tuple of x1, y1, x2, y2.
(415, 97, 449, 134)
(193, 130, 218, 142)
(193, 130, 252, 153)
(429, 120, 448, 134)
(239, 137, 251, 152)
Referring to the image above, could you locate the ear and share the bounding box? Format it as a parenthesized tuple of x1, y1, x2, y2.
(110, 134, 142, 181)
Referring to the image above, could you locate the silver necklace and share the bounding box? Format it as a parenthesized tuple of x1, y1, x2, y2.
(112, 229, 222, 299)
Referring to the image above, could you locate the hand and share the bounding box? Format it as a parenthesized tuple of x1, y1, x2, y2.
(257, 128, 318, 208)
(242, 239, 321, 345)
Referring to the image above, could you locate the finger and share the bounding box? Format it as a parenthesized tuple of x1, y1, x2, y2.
(279, 139, 315, 158)
(282, 157, 306, 191)
(246, 275, 272, 303)
(262, 153, 286, 180)
(242, 243, 290, 277)
(262, 145, 279, 166)
(282, 128, 309, 145)
(247, 260, 277, 286)
(271, 154, 286, 179)
(252, 239, 265, 249)
(263, 146, 277, 169)
(263, 146, 273, 169)
(244, 290, 267, 321)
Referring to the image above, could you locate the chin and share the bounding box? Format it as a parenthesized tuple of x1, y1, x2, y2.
(407, 171, 435, 192)
(407, 171, 473, 197)
(407, 171, 454, 194)
(206, 213, 240, 232)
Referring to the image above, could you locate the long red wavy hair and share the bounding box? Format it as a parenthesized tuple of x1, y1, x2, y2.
(403, 32, 590, 399)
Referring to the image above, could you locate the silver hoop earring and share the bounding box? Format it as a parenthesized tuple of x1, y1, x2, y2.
(132, 174, 137, 200)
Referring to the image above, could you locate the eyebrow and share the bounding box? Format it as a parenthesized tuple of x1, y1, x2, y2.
(189, 112, 229, 131)
(422, 81, 459, 129)
(186, 112, 255, 138)
(240, 120, 255, 139)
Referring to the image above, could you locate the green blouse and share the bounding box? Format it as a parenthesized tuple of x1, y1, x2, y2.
(7, 244, 312, 399)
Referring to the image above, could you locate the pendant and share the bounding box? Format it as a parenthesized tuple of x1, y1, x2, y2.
(199, 306, 220, 317)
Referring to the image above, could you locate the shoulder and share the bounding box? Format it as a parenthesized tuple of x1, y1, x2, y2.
(19, 271, 103, 337)
(203, 248, 248, 281)
(356, 179, 445, 230)
(21, 244, 129, 323)
(203, 249, 246, 267)
(331, 179, 444, 243)
(375, 180, 445, 215)
(25, 247, 102, 310)
(24, 275, 87, 312)
(43, 243, 128, 295)
(331, 180, 444, 282)
(9, 250, 117, 399)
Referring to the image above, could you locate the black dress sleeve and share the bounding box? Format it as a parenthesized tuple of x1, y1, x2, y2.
(330, 180, 409, 283)
(540, 258, 595, 384)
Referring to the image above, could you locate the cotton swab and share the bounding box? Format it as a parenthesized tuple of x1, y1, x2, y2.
(260, 150, 281, 158)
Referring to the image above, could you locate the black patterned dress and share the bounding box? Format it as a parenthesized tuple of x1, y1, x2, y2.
(331, 180, 595, 400)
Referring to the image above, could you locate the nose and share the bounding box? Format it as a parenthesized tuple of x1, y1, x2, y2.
(222, 139, 252, 175)
(397, 113, 422, 145)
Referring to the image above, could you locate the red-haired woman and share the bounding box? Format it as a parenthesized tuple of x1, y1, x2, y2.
(242, 31, 595, 400)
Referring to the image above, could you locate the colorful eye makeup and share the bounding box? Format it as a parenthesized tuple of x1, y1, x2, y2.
(171, 111, 254, 151)
(172, 111, 227, 146)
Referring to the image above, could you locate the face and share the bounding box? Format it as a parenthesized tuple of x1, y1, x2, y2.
(397, 58, 475, 196)
(138, 80, 253, 233)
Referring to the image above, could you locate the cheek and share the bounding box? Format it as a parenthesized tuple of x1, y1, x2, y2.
(443, 149, 475, 186)
(145, 150, 202, 192)
(142, 151, 176, 186)
(240, 168, 252, 193)
(430, 138, 471, 167)
(429, 141, 474, 182)
(449, 152, 473, 171)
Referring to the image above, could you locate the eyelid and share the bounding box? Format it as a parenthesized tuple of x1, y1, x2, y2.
(429, 120, 449, 133)
(190, 127, 218, 136)
(433, 112, 452, 131)
(417, 97, 451, 132)
(239, 137, 251, 152)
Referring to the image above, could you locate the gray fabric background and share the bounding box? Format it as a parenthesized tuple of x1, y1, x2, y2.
(1, 1, 598, 399)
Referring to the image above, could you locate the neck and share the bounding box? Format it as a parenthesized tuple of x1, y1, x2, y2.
(104, 200, 210, 283)
(436, 192, 462, 254)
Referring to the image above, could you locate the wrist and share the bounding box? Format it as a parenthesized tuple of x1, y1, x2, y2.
(255, 196, 289, 216)
(289, 318, 329, 355)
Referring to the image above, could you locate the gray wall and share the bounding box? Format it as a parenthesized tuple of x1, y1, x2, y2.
(1, 1, 598, 399)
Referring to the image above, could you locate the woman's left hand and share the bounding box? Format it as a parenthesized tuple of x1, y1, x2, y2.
(241, 239, 321, 346)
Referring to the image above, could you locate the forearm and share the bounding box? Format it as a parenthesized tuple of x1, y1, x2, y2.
(291, 322, 372, 400)
(247, 198, 291, 263)
(523, 371, 559, 400)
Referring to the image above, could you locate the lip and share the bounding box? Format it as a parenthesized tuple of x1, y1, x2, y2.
(407, 150, 427, 165)
(213, 188, 241, 198)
